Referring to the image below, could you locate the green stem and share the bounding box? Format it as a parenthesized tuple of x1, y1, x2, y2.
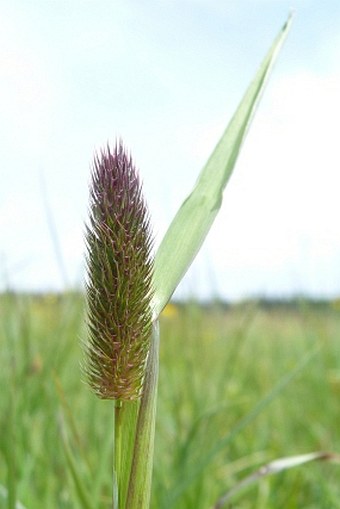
(113, 401, 120, 509)
(125, 321, 160, 509)
(114, 400, 139, 508)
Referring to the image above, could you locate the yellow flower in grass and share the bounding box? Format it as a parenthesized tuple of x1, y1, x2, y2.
(161, 302, 179, 319)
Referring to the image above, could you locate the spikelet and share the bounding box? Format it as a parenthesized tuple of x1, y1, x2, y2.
(84, 142, 153, 400)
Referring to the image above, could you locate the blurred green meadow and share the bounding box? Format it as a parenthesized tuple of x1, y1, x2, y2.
(1, 292, 340, 509)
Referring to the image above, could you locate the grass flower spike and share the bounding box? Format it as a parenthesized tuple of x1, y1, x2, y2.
(85, 142, 153, 401)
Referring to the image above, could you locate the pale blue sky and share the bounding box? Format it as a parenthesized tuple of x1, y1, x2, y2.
(1, 1, 340, 299)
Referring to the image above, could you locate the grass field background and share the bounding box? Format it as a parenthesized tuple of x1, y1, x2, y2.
(1, 293, 340, 508)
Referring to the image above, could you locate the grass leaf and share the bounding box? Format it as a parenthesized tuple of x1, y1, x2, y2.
(211, 451, 340, 508)
(125, 322, 160, 508)
(167, 346, 317, 507)
(59, 414, 94, 509)
(114, 400, 139, 508)
(0, 485, 27, 509)
(152, 14, 293, 317)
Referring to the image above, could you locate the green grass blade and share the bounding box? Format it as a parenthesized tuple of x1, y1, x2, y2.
(167, 346, 317, 507)
(54, 374, 92, 473)
(152, 14, 293, 317)
(5, 350, 17, 509)
(59, 414, 94, 509)
(114, 400, 139, 508)
(212, 451, 340, 508)
(0, 485, 27, 509)
(62, 440, 93, 509)
(125, 322, 160, 509)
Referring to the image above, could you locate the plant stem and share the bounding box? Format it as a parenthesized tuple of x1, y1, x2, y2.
(125, 321, 160, 509)
(114, 400, 139, 508)
(113, 401, 120, 509)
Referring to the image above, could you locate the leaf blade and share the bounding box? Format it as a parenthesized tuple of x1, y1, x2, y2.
(211, 451, 340, 509)
(125, 321, 160, 509)
(152, 15, 293, 317)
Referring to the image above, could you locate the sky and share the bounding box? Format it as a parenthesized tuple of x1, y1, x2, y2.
(1, 0, 340, 300)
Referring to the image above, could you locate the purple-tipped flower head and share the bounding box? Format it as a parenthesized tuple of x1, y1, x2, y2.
(84, 142, 153, 400)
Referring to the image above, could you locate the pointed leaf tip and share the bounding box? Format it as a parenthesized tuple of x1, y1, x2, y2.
(152, 15, 293, 316)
